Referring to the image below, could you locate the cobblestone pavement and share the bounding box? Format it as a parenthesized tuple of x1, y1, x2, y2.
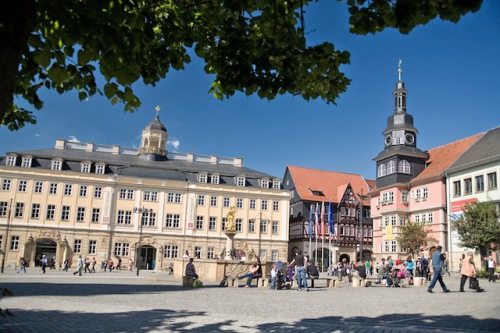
(1, 268, 499, 332)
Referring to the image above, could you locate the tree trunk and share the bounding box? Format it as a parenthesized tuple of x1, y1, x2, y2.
(0, 0, 36, 125)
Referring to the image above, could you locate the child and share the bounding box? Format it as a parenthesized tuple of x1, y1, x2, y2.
(270, 264, 278, 290)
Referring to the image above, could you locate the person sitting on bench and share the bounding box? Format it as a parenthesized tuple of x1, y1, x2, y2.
(185, 258, 199, 279)
(306, 260, 319, 287)
(239, 257, 262, 288)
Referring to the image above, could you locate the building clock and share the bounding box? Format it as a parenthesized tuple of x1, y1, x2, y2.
(405, 133, 415, 144)
(385, 134, 392, 146)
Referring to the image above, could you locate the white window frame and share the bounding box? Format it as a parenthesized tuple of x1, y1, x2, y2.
(21, 157, 32, 168)
(6, 156, 16, 166)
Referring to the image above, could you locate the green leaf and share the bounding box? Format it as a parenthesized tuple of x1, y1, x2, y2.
(33, 49, 52, 68)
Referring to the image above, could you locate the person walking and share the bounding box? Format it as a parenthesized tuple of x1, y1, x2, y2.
(289, 250, 308, 291)
(73, 255, 83, 276)
(460, 252, 484, 292)
(40, 255, 48, 274)
(427, 245, 450, 293)
(91, 258, 96, 273)
(63, 259, 69, 272)
(487, 256, 496, 283)
(17, 257, 27, 273)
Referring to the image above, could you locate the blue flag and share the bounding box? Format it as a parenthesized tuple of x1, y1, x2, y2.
(309, 204, 314, 239)
(328, 201, 334, 235)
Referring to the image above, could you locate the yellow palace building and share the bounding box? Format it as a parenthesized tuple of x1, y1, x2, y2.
(0, 112, 290, 276)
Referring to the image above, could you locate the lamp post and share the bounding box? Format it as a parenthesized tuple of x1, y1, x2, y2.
(133, 207, 152, 276)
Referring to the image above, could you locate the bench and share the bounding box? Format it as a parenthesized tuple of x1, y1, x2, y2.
(353, 276, 382, 287)
(227, 276, 264, 288)
(291, 277, 339, 288)
(182, 276, 194, 287)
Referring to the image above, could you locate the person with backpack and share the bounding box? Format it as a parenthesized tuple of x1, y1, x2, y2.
(419, 256, 429, 279)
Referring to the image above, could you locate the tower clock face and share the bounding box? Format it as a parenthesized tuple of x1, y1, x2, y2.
(405, 133, 415, 144)
(385, 134, 392, 146)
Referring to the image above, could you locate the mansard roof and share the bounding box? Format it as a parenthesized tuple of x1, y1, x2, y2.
(286, 165, 371, 205)
(4, 142, 278, 188)
(446, 127, 500, 174)
(410, 132, 484, 184)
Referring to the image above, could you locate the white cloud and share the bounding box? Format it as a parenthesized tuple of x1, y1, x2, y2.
(35, 133, 41, 137)
(68, 136, 80, 142)
(167, 138, 180, 150)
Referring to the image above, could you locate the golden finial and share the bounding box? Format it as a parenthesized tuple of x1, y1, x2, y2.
(155, 105, 160, 117)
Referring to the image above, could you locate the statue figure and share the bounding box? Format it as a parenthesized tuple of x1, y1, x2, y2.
(226, 206, 237, 231)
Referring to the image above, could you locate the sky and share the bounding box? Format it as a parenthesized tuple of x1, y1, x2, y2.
(1, 1, 499, 181)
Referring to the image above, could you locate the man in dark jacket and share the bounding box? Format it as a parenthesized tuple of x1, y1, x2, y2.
(306, 260, 319, 288)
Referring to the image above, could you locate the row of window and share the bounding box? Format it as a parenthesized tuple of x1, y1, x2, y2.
(0, 201, 280, 233)
(1, 236, 280, 262)
(1, 179, 104, 198)
(453, 172, 497, 197)
(377, 160, 411, 178)
(5, 156, 281, 189)
(380, 241, 398, 253)
(378, 188, 429, 206)
(338, 225, 373, 237)
(1, 179, 281, 211)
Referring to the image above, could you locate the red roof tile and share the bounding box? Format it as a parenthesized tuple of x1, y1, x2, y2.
(411, 133, 484, 183)
(287, 166, 371, 204)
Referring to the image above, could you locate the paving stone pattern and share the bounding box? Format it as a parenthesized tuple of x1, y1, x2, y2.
(1, 268, 498, 332)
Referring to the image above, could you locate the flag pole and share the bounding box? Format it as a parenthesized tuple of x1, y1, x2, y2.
(309, 204, 313, 264)
(321, 201, 325, 272)
(328, 199, 332, 272)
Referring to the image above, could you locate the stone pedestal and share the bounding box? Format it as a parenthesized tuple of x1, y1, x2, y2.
(224, 231, 237, 260)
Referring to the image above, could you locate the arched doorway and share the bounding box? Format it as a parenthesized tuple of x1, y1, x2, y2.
(35, 239, 57, 266)
(137, 245, 157, 270)
(339, 253, 350, 264)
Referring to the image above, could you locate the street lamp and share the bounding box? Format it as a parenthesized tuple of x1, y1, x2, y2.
(133, 207, 152, 276)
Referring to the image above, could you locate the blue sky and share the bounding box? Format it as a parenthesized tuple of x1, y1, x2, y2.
(1, 1, 499, 181)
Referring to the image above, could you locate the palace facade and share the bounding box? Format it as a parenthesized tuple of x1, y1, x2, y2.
(0, 114, 290, 273)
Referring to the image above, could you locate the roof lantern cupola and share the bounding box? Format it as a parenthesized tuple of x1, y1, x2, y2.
(138, 106, 168, 161)
(383, 59, 419, 148)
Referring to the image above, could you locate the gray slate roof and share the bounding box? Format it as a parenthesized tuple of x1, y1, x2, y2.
(3, 146, 277, 188)
(446, 126, 500, 174)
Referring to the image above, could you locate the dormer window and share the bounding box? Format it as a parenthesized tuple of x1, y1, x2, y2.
(236, 176, 245, 187)
(6, 156, 16, 166)
(95, 164, 106, 174)
(21, 157, 32, 168)
(199, 173, 207, 183)
(261, 179, 269, 189)
(272, 181, 280, 189)
(51, 160, 62, 171)
(210, 174, 220, 185)
(81, 162, 91, 173)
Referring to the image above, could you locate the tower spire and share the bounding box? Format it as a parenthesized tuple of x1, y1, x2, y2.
(398, 58, 403, 82)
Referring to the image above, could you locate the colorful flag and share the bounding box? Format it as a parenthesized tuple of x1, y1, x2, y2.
(309, 204, 314, 239)
(314, 203, 319, 239)
(328, 201, 334, 235)
(321, 201, 325, 238)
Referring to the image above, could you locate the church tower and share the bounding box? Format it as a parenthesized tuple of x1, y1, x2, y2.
(138, 106, 168, 161)
(374, 61, 427, 188)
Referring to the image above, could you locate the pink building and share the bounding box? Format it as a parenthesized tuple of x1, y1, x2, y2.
(370, 63, 483, 262)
